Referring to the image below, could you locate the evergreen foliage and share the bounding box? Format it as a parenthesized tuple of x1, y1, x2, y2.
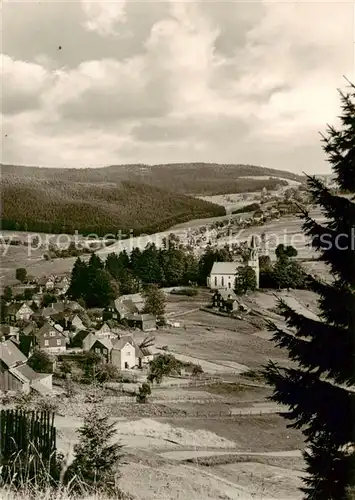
(65, 405, 123, 496)
(264, 82, 355, 499)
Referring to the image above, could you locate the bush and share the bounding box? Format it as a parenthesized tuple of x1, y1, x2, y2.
(96, 363, 120, 384)
(170, 288, 198, 296)
(136, 382, 151, 403)
(28, 350, 53, 374)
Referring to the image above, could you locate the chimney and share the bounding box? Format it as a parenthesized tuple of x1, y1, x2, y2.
(51, 303, 54, 309)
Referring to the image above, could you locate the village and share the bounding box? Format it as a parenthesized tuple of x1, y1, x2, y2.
(0, 218, 325, 499)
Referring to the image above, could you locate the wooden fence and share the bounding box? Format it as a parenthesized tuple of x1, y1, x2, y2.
(0, 409, 57, 484)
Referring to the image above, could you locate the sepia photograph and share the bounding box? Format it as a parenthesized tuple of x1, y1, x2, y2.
(1, 0, 354, 499)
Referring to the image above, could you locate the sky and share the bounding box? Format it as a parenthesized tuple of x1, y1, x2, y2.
(1, 0, 354, 174)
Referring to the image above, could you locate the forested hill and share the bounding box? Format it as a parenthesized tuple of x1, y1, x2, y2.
(1, 177, 225, 236)
(1, 162, 304, 196)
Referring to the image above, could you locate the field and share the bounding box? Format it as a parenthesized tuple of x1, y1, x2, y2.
(0, 288, 322, 499)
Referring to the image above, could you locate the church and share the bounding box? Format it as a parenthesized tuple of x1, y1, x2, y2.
(207, 236, 260, 290)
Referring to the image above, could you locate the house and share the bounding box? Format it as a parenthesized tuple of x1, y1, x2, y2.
(35, 323, 67, 353)
(38, 276, 55, 292)
(212, 289, 239, 313)
(111, 336, 137, 370)
(50, 311, 86, 332)
(0, 339, 52, 394)
(126, 313, 156, 332)
(89, 337, 113, 363)
(6, 302, 34, 322)
(41, 300, 84, 318)
(103, 295, 142, 322)
(0, 325, 20, 343)
(96, 322, 118, 339)
(82, 332, 97, 351)
(208, 262, 238, 290)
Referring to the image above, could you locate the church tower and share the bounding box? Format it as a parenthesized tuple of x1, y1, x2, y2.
(247, 235, 260, 289)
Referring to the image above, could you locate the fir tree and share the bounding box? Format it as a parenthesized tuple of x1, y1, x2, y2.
(67, 257, 88, 300)
(65, 405, 124, 496)
(264, 82, 355, 499)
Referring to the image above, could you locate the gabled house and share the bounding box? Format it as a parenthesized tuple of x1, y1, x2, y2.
(212, 289, 239, 313)
(89, 337, 113, 363)
(126, 313, 156, 332)
(0, 339, 52, 394)
(103, 297, 139, 322)
(111, 336, 137, 370)
(38, 276, 55, 292)
(6, 302, 34, 323)
(50, 311, 86, 332)
(41, 300, 84, 318)
(35, 323, 67, 353)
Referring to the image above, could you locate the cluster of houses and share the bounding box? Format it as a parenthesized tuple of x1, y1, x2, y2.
(1, 277, 157, 395)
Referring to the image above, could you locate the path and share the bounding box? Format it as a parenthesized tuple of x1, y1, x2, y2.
(160, 449, 302, 461)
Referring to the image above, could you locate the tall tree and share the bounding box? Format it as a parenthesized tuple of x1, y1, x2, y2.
(264, 83, 355, 499)
(143, 284, 165, 322)
(67, 257, 88, 300)
(88, 253, 104, 270)
(234, 265, 257, 295)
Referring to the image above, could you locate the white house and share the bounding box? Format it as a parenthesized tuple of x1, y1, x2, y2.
(111, 336, 137, 370)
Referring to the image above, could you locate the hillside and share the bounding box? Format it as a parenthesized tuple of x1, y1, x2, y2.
(1, 178, 225, 236)
(1, 162, 304, 196)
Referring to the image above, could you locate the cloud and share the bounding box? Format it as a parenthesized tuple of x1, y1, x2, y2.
(1, 0, 353, 173)
(1, 54, 54, 114)
(81, 0, 127, 36)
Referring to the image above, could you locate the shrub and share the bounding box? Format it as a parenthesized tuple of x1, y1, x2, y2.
(28, 350, 53, 374)
(170, 288, 198, 296)
(136, 382, 151, 403)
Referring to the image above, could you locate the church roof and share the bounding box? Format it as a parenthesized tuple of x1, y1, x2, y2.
(210, 262, 238, 275)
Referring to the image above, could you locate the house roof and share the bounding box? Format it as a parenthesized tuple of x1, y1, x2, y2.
(126, 313, 156, 322)
(83, 332, 98, 351)
(7, 302, 33, 315)
(216, 289, 238, 301)
(113, 299, 138, 316)
(112, 335, 135, 351)
(119, 293, 143, 304)
(91, 337, 113, 350)
(0, 339, 27, 368)
(41, 301, 84, 317)
(10, 363, 40, 383)
(36, 322, 65, 338)
(210, 262, 238, 275)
